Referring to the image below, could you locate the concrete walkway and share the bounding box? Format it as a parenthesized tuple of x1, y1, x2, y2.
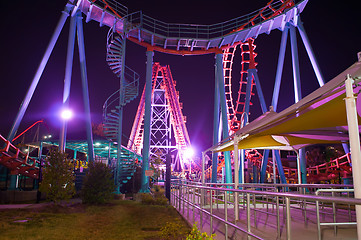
(0, 198, 82, 210)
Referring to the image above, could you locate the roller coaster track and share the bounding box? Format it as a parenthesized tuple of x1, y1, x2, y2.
(73, 0, 307, 55)
(128, 63, 192, 167)
(223, 39, 258, 134)
(0, 134, 39, 179)
(72, 0, 307, 176)
(249, 152, 352, 183)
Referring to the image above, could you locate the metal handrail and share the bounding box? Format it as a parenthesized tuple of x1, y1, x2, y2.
(92, 0, 128, 18)
(88, 0, 300, 40)
(170, 181, 360, 240)
(316, 188, 356, 240)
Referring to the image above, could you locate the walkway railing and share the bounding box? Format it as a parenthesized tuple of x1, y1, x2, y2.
(170, 181, 360, 240)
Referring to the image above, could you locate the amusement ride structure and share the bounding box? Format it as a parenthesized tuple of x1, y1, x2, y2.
(0, 0, 355, 194)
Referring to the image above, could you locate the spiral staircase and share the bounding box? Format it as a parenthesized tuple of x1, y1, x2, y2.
(103, 26, 140, 189)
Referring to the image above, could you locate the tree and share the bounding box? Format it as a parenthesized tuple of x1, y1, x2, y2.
(39, 149, 75, 203)
(81, 161, 115, 204)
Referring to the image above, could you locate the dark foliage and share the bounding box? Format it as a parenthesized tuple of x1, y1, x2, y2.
(81, 162, 115, 204)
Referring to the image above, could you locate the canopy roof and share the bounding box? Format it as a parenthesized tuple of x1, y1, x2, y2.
(213, 60, 361, 152)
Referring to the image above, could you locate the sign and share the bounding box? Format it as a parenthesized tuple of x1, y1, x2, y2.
(145, 170, 154, 176)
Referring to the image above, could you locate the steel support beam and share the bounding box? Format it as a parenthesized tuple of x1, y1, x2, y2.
(290, 24, 307, 184)
(8, 5, 72, 141)
(260, 149, 270, 183)
(272, 24, 289, 111)
(140, 50, 154, 192)
(76, 11, 94, 161)
(215, 53, 232, 184)
(345, 75, 361, 238)
(249, 69, 267, 113)
(212, 66, 220, 183)
(115, 38, 126, 194)
(60, 14, 77, 153)
(297, 20, 325, 87)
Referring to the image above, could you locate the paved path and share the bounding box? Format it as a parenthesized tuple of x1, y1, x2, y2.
(0, 198, 82, 210)
(174, 199, 357, 239)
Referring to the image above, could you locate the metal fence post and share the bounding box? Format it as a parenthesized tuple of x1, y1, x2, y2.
(286, 197, 291, 240)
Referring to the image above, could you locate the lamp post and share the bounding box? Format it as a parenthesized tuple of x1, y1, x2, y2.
(59, 108, 73, 152)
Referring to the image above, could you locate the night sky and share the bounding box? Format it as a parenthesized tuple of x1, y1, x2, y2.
(0, 0, 360, 156)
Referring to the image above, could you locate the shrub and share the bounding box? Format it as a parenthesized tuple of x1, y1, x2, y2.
(139, 191, 168, 206)
(160, 221, 188, 240)
(140, 193, 155, 205)
(186, 223, 216, 240)
(39, 149, 75, 204)
(81, 162, 115, 204)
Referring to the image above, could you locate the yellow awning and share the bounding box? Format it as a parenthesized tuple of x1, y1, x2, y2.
(212, 60, 361, 153)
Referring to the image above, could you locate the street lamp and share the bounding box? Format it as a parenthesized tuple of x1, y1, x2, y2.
(61, 109, 73, 120)
(59, 108, 73, 152)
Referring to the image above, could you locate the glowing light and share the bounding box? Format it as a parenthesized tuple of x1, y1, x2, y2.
(184, 147, 195, 159)
(95, 142, 101, 146)
(61, 109, 73, 120)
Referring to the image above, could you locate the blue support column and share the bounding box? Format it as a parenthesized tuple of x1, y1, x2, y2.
(8, 175, 17, 190)
(76, 11, 94, 162)
(215, 52, 232, 184)
(296, 20, 325, 87)
(260, 149, 270, 183)
(115, 37, 126, 194)
(290, 25, 302, 103)
(212, 66, 220, 183)
(299, 148, 307, 184)
(107, 142, 111, 166)
(8, 5, 72, 141)
(272, 24, 289, 111)
(290, 24, 307, 184)
(60, 14, 77, 153)
(243, 71, 253, 124)
(275, 150, 287, 183)
(140, 49, 154, 192)
(249, 68, 269, 183)
(265, 25, 290, 184)
(249, 69, 267, 113)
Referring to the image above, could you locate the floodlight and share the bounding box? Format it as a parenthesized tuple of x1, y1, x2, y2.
(61, 109, 73, 120)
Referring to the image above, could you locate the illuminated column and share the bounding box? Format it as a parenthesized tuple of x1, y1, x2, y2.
(76, 11, 94, 161)
(212, 66, 220, 183)
(8, 5, 72, 141)
(296, 20, 325, 87)
(60, 14, 77, 153)
(140, 49, 154, 192)
(215, 51, 232, 184)
(290, 24, 306, 184)
(344, 75, 361, 237)
(234, 136, 239, 220)
(115, 37, 127, 194)
(272, 24, 289, 111)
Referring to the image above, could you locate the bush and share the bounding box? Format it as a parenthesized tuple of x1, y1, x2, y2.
(186, 223, 215, 240)
(139, 191, 168, 206)
(160, 221, 188, 240)
(39, 150, 75, 204)
(140, 193, 155, 205)
(81, 162, 115, 204)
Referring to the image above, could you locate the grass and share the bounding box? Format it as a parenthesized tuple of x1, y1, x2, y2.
(0, 200, 191, 240)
